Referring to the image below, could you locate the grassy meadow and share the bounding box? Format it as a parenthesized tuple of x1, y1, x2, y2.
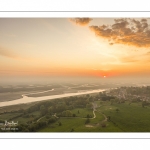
(1, 87, 150, 132)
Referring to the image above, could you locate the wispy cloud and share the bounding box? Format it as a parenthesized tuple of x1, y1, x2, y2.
(89, 18, 150, 47)
(146, 51, 150, 55)
(0, 46, 29, 60)
(70, 18, 93, 26)
(120, 56, 139, 63)
(0, 47, 19, 59)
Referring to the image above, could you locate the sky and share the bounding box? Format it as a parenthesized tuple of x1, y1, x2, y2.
(0, 18, 150, 83)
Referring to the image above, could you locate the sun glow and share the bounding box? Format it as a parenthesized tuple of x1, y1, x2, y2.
(1, 18, 150, 79)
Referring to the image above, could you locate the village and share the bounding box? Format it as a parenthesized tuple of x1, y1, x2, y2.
(105, 86, 150, 103)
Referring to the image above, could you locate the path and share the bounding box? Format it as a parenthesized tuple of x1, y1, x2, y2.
(97, 111, 107, 123)
(90, 102, 97, 119)
(37, 116, 45, 122)
(85, 104, 108, 127)
(36, 102, 106, 126)
(53, 113, 59, 118)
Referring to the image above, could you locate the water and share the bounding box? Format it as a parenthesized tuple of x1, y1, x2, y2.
(0, 89, 106, 107)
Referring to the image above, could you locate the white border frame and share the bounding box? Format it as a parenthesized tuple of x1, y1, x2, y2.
(1, 133, 150, 139)
(0, 11, 150, 139)
(0, 12, 150, 18)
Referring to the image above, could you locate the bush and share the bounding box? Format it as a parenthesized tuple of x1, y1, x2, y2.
(72, 114, 76, 117)
(58, 122, 62, 126)
(71, 128, 74, 132)
(101, 123, 106, 128)
(85, 118, 90, 124)
(48, 117, 56, 124)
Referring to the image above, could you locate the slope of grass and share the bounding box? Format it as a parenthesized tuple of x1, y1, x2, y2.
(98, 101, 150, 132)
(71, 108, 93, 118)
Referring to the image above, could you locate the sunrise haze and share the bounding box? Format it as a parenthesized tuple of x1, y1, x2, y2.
(0, 18, 150, 84)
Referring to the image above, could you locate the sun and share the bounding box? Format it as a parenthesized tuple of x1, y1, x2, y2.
(103, 75, 106, 78)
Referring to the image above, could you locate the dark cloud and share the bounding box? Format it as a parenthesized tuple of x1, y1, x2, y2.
(89, 18, 150, 47)
(70, 18, 92, 26)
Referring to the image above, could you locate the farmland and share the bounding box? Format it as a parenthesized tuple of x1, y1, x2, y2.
(1, 86, 150, 132)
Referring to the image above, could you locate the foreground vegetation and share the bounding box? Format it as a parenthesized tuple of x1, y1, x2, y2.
(1, 86, 150, 132)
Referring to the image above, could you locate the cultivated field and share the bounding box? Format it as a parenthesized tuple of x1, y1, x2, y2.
(1, 86, 150, 132)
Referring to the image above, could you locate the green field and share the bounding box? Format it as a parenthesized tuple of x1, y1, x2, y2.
(0, 112, 22, 121)
(1, 90, 150, 132)
(13, 111, 41, 124)
(70, 108, 93, 118)
(38, 117, 122, 132)
(97, 101, 150, 132)
(38, 100, 150, 132)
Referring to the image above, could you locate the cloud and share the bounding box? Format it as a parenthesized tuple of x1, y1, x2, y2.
(0, 47, 19, 59)
(120, 56, 139, 63)
(89, 18, 150, 47)
(146, 51, 150, 54)
(70, 18, 93, 26)
(0, 46, 28, 60)
(109, 43, 114, 45)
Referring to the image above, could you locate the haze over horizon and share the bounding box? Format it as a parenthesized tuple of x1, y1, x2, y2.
(1, 18, 150, 85)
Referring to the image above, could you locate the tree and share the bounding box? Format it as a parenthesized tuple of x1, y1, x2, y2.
(66, 110, 72, 117)
(116, 108, 119, 113)
(38, 121, 47, 128)
(58, 122, 62, 126)
(56, 103, 67, 113)
(85, 118, 90, 124)
(86, 103, 93, 109)
(107, 116, 111, 121)
(62, 110, 72, 117)
(86, 94, 90, 98)
(87, 114, 90, 118)
(48, 117, 56, 124)
(72, 114, 76, 117)
(142, 101, 149, 108)
(48, 107, 52, 114)
(71, 128, 74, 132)
(101, 123, 106, 127)
(40, 105, 47, 116)
(89, 96, 93, 102)
(62, 111, 66, 116)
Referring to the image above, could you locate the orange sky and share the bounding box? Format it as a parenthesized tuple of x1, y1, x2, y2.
(0, 18, 150, 79)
